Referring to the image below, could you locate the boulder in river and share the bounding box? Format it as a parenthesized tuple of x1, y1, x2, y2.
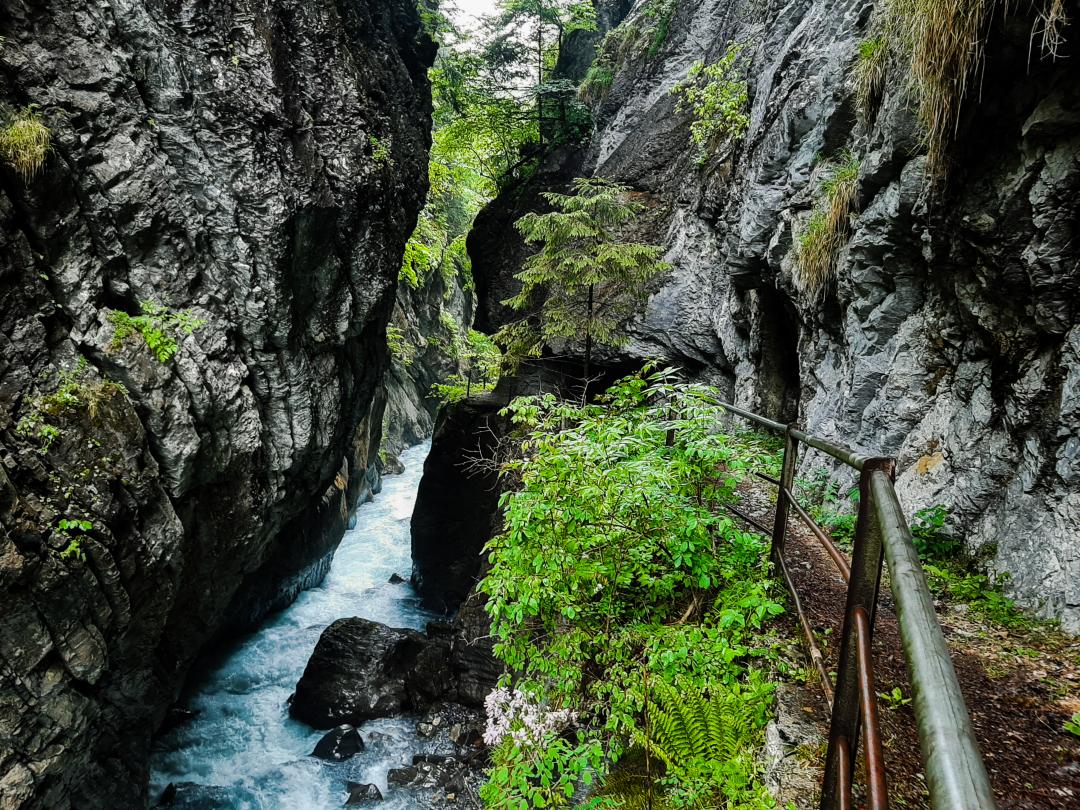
(311, 724, 365, 761)
(289, 618, 453, 727)
(344, 782, 384, 804)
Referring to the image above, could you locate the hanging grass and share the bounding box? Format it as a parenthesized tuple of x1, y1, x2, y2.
(853, 34, 889, 120)
(0, 106, 51, 181)
(794, 152, 861, 302)
(886, 0, 998, 180)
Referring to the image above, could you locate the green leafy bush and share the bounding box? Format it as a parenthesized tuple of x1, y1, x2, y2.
(108, 301, 206, 363)
(0, 106, 50, 181)
(386, 324, 415, 367)
(369, 133, 393, 167)
(671, 44, 750, 163)
(56, 517, 93, 563)
(479, 368, 787, 806)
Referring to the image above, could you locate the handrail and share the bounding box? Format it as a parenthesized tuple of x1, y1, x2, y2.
(709, 398, 996, 810)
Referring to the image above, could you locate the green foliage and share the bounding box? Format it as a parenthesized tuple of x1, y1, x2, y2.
(580, 63, 614, 105)
(500, 177, 670, 374)
(643, 0, 678, 59)
(369, 134, 393, 167)
(480, 369, 787, 805)
(56, 517, 93, 563)
(877, 686, 912, 708)
(909, 504, 1037, 629)
(108, 301, 206, 363)
(386, 324, 415, 367)
(429, 330, 502, 405)
(853, 34, 888, 119)
(0, 105, 51, 181)
(16, 358, 124, 454)
(1064, 712, 1080, 738)
(482, 734, 608, 810)
(645, 678, 776, 808)
(671, 44, 750, 164)
(793, 151, 861, 302)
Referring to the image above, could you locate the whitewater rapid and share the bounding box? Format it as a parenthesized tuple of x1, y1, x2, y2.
(150, 442, 441, 808)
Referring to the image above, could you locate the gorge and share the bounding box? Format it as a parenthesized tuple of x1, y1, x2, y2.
(0, 0, 1078, 808)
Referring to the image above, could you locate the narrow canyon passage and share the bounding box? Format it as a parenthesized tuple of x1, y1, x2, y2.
(149, 443, 437, 809)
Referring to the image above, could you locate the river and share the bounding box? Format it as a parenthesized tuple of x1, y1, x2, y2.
(150, 441, 441, 808)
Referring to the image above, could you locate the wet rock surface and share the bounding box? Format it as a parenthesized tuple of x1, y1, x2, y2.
(311, 724, 366, 762)
(469, 0, 1080, 629)
(0, 0, 435, 805)
(344, 781, 384, 804)
(290, 618, 454, 728)
(410, 394, 510, 613)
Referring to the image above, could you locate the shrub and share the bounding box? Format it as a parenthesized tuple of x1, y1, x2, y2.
(108, 301, 206, 363)
(369, 134, 393, 167)
(793, 151, 861, 301)
(479, 368, 787, 806)
(671, 44, 750, 163)
(579, 63, 614, 105)
(0, 106, 51, 181)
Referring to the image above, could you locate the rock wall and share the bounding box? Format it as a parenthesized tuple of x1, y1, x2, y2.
(469, 0, 1080, 630)
(0, 0, 434, 806)
(382, 266, 475, 464)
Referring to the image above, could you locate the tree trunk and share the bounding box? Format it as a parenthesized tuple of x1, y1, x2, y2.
(584, 283, 593, 388)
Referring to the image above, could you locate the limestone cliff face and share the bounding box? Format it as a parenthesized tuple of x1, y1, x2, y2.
(470, 0, 1080, 630)
(0, 0, 433, 805)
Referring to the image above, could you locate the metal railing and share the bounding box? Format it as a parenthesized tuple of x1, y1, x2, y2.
(711, 399, 996, 810)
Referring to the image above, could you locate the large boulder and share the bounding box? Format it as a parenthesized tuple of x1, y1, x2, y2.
(289, 618, 453, 728)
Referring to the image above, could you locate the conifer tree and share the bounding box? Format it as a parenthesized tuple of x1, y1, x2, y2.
(499, 177, 670, 382)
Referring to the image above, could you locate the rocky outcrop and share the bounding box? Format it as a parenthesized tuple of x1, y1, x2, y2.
(0, 0, 435, 806)
(410, 393, 509, 612)
(469, 0, 1080, 630)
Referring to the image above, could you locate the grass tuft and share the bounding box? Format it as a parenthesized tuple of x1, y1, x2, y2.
(794, 152, 861, 301)
(853, 35, 889, 120)
(0, 106, 51, 181)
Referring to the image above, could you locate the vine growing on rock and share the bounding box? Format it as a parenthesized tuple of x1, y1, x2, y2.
(479, 369, 793, 807)
(671, 44, 750, 165)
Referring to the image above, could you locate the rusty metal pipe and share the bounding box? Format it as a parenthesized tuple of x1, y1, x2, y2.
(776, 552, 835, 710)
(854, 607, 889, 809)
(836, 736, 853, 810)
(783, 486, 852, 582)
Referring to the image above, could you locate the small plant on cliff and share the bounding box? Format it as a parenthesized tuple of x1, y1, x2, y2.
(16, 358, 124, 453)
(56, 518, 93, 563)
(386, 324, 416, 367)
(498, 177, 669, 383)
(793, 151, 860, 301)
(369, 134, 393, 168)
(0, 105, 51, 181)
(108, 301, 206, 363)
(671, 44, 750, 164)
(853, 35, 889, 119)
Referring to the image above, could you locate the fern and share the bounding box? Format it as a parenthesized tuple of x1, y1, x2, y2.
(638, 679, 772, 807)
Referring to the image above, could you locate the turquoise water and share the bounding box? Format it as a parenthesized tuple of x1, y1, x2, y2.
(150, 442, 441, 808)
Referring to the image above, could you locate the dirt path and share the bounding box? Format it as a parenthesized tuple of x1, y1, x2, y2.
(736, 479, 1080, 809)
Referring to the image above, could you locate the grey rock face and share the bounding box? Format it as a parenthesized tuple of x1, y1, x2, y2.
(0, 0, 434, 806)
(470, 1, 1080, 629)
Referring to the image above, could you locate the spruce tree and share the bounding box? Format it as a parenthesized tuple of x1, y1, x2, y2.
(499, 177, 670, 382)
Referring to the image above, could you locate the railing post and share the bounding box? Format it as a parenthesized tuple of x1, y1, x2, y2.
(821, 457, 895, 810)
(770, 423, 799, 568)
